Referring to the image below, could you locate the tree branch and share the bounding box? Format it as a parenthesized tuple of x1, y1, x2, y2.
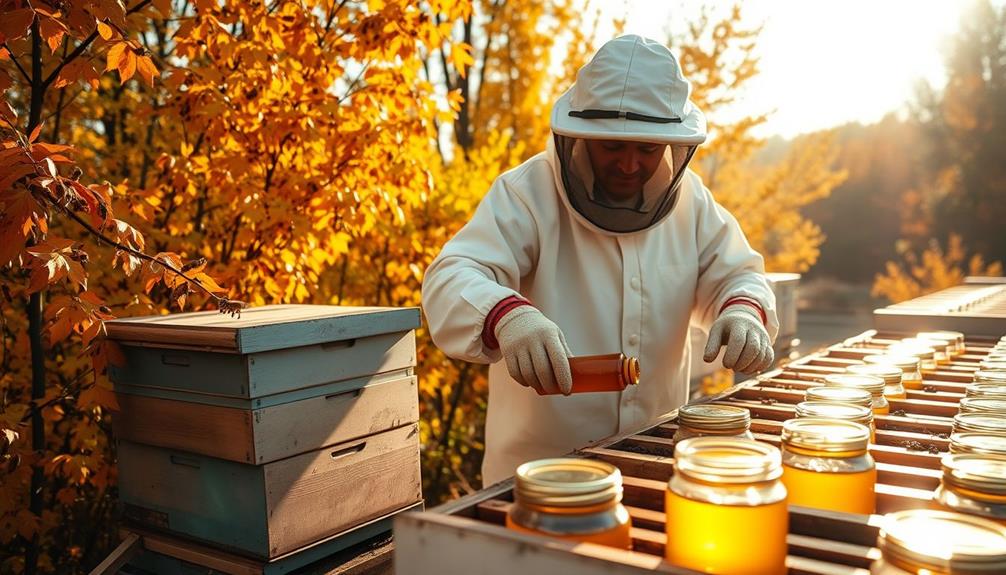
(2, 42, 31, 83)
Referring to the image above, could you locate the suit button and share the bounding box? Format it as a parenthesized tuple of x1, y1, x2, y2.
(628, 334, 639, 346)
(630, 276, 640, 290)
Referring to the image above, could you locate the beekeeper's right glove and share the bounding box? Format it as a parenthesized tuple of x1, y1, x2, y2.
(494, 306, 573, 395)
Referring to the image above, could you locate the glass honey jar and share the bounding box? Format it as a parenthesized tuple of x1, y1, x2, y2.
(917, 331, 966, 359)
(951, 433, 1006, 457)
(506, 458, 632, 548)
(871, 509, 1006, 574)
(934, 454, 1006, 525)
(848, 363, 906, 400)
(796, 401, 875, 441)
(960, 398, 1006, 415)
(565, 353, 640, 394)
(805, 386, 873, 409)
(666, 437, 788, 575)
(780, 418, 876, 514)
(953, 413, 1006, 436)
(864, 354, 923, 391)
(887, 343, 938, 371)
(822, 373, 890, 415)
(673, 404, 753, 443)
(902, 337, 951, 365)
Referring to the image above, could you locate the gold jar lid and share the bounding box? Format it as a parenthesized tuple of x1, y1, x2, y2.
(513, 458, 622, 507)
(972, 373, 1006, 387)
(903, 337, 951, 355)
(847, 363, 902, 386)
(677, 404, 751, 432)
(781, 418, 870, 453)
(805, 386, 873, 408)
(951, 433, 1006, 456)
(887, 343, 936, 361)
(953, 413, 1006, 435)
(917, 330, 964, 348)
(796, 401, 874, 426)
(672, 437, 782, 484)
(822, 373, 885, 397)
(878, 510, 1006, 573)
(621, 355, 640, 386)
(968, 381, 1006, 397)
(960, 397, 1006, 415)
(941, 454, 1006, 496)
(979, 361, 1006, 372)
(864, 354, 920, 373)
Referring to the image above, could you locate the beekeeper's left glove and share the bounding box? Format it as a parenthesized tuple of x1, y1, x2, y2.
(703, 305, 774, 374)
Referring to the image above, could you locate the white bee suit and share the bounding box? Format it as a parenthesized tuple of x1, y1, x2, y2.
(421, 35, 778, 486)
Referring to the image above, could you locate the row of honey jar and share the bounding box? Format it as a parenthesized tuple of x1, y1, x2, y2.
(505, 432, 1006, 574)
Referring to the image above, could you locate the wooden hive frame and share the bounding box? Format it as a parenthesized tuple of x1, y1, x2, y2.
(394, 330, 1001, 575)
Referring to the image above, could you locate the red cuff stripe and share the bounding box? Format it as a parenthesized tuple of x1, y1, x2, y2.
(482, 296, 532, 350)
(719, 296, 767, 327)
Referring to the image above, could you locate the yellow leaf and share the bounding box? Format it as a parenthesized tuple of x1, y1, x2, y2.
(450, 43, 474, 79)
(136, 55, 158, 87)
(97, 21, 114, 41)
(118, 50, 137, 83)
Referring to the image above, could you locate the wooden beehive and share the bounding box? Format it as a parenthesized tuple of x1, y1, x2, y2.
(394, 330, 1000, 574)
(874, 278, 1006, 335)
(106, 305, 424, 564)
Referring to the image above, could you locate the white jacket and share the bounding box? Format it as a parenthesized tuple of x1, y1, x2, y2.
(422, 138, 778, 486)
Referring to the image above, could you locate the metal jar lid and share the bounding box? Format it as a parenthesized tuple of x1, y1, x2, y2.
(781, 418, 871, 454)
(796, 401, 874, 427)
(864, 354, 920, 373)
(877, 510, 1006, 573)
(672, 437, 782, 484)
(960, 397, 1006, 415)
(822, 373, 885, 398)
(513, 458, 622, 508)
(917, 330, 965, 352)
(980, 360, 1006, 372)
(953, 413, 1006, 435)
(621, 355, 640, 387)
(805, 386, 873, 408)
(847, 363, 902, 386)
(951, 433, 1006, 456)
(972, 373, 1006, 387)
(941, 453, 1006, 497)
(902, 337, 951, 356)
(887, 343, 936, 361)
(677, 404, 751, 432)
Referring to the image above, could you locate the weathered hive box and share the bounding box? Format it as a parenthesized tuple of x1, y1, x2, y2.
(107, 305, 423, 561)
(874, 277, 1006, 335)
(394, 329, 1000, 574)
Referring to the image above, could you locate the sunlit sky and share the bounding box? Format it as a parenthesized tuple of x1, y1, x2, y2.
(586, 0, 974, 139)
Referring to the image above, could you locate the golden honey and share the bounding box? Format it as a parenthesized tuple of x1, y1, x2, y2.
(506, 458, 631, 549)
(934, 454, 1006, 525)
(665, 437, 788, 575)
(796, 401, 876, 442)
(848, 363, 906, 400)
(871, 510, 1006, 574)
(564, 353, 640, 394)
(823, 373, 889, 415)
(864, 354, 922, 391)
(673, 404, 753, 443)
(781, 418, 876, 514)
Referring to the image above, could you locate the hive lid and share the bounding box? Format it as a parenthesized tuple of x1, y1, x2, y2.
(105, 304, 421, 353)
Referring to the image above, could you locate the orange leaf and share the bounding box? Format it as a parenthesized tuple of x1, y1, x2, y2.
(81, 319, 103, 348)
(118, 50, 137, 83)
(28, 122, 44, 143)
(97, 21, 114, 41)
(48, 313, 73, 344)
(39, 16, 66, 53)
(0, 9, 35, 44)
(194, 272, 226, 294)
(105, 42, 126, 72)
(136, 55, 158, 87)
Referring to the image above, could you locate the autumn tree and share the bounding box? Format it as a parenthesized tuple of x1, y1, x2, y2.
(872, 234, 1003, 303)
(1, 0, 469, 572)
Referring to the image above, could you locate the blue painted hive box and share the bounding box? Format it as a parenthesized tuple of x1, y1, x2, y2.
(106, 305, 424, 560)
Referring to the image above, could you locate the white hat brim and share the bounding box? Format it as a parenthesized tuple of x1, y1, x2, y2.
(550, 87, 706, 145)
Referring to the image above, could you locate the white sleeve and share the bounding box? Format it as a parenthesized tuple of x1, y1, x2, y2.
(692, 180, 780, 342)
(421, 177, 539, 364)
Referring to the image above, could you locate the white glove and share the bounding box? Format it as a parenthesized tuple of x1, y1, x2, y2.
(703, 306, 774, 374)
(494, 306, 573, 395)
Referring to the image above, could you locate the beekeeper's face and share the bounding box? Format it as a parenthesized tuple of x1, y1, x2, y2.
(584, 139, 668, 201)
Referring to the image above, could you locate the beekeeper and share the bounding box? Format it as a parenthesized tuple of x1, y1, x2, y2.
(422, 35, 779, 486)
